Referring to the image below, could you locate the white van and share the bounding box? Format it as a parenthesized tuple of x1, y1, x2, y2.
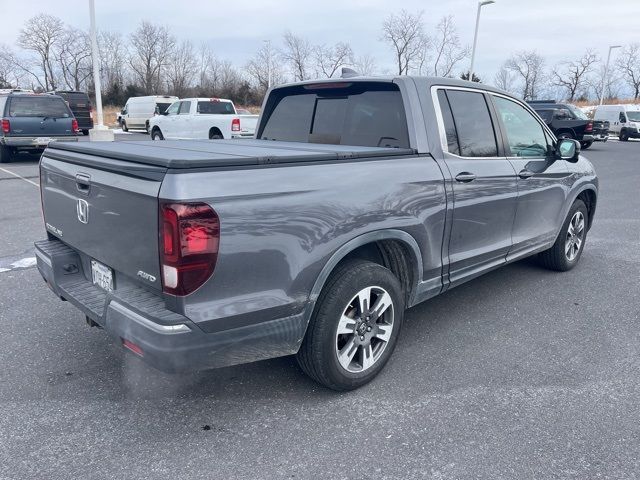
(594, 104, 640, 141)
(120, 95, 178, 133)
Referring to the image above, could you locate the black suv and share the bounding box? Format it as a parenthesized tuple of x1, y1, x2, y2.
(0, 92, 79, 163)
(48, 90, 94, 135)
(528, 100, 607, 150)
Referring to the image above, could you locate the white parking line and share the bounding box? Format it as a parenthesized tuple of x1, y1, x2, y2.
(0, 166, 39, 187)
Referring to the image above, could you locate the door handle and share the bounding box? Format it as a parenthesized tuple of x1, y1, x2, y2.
(518, 169, 535, 179)
(75, 173, 91, 194)
(455, 172, 476, 183)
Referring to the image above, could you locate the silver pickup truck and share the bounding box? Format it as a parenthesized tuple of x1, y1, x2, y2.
(36, 77, 598, 390)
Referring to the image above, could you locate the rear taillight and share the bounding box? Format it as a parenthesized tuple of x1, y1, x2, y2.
(160, 202, 220, 296)
(585, 121, 593, 133)
(1, 118, 9, 134)
(231, 118, 241, 132)
(71, 118, 79, 133)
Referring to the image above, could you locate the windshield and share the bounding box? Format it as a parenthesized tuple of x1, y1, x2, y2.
(197, 101, 235, 114)
(567, 104, 588, 120)
(626, 111, 640, 122)
(8, 96, 70, 117)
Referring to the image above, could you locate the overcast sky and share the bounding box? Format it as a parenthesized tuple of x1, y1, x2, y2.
(1, 0, 639, 80)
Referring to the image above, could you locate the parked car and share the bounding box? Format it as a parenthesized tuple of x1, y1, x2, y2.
(149, 97, 258, 140)
(35, 76, 597, 390)
(0, 92, 78, 162)
(594, 104, 640, 141)
(48, 90, 94, 135)
(120, 95, 178, 133)
(528, 100, 603, 149)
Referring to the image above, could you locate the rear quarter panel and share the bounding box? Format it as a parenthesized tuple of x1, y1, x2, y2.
(160, 155, 447, 333)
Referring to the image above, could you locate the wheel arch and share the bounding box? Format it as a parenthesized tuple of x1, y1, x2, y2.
(209, 127, 223, 139)
(303, 230, 423, 326)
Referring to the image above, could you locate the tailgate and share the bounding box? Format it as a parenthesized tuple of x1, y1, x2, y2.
(237, 115, 259, 135)
(40, 151, 165, 291)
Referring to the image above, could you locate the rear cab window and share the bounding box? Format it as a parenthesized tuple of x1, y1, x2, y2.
(258, 82, 410, 148)
(197, 101, 235, 114)
(8, 96, 71, 118)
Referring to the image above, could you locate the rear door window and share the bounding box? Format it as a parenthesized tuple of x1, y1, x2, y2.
(445, 90, 498, 157)
(8, 96, 70, 117)
(259, 82, 410, 148)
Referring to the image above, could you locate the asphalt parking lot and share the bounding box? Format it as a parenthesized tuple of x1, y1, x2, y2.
(0, 138, 639, 479)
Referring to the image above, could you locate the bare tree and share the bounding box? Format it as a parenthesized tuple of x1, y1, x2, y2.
(616, 43, 640, 99)
(588, 64, 622, 101)
(353, 54, 377, 76)
(129, 21, 175, 94)
(0, 44, 20, 88)
(551, 50, 598, 101)
(166, 40, 197, 97)
(281, 31, 313, 81)
(245, 41, 285, 91)
(381, 10, 428, 75)
(56, 27, 92, 91)
(313, 42, 353, 78)
(493, 65, 515, 92)
(99, 31, 126, 91)
(17, 14, 64, 90)
(429, 15, 468, 77)
(505, 50, 545, 100)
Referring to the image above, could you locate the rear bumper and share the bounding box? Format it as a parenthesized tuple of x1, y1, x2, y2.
(581, 134, 595, 142)
(2, 136, 78, 148)
(35, 238, 304, 373)
(592, 132, 609, 141)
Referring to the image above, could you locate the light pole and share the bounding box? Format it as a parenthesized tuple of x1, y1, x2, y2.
(88, 0, 114, 141)
(263, 39, 272, 89)
(469, 0, 495, 82)
(599, 45, 621, 105)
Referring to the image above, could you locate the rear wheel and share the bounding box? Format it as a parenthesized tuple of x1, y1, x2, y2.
(209, 129, 223, 140)
(151, 128, 164, 141)
(0, 144, 11, 163)
(296, 260, 404, 391)
(557, 132, 574, 140)
(538, 199, 588, 271)
(82, 129, 89, 136)
(580, 141, 593, 149)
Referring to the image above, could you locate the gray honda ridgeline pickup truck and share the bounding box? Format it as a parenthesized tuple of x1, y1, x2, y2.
(36, 77, 598, 390)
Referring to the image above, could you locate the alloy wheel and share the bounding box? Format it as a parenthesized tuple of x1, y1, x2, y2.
(565, 211, 585, 261)
(334, 286, 394, 373)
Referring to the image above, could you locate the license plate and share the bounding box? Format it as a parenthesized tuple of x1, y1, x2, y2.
(35, 137, 52, 146)
(91, 260, 114, 292)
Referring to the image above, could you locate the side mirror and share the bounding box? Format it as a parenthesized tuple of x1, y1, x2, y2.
(557, 138, 580, 162)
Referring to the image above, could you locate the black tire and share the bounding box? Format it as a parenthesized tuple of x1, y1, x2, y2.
(619, 130, 629, 141)
(122, 121, 128, 132)
(557, 132, 574, 140)
(82, 129, 89, 136)
(209, 130, 223, 140)
(538, 199, 588, 272)
(296, 259, 405, 391)
(145, 122, 150, 134)
(580, 141, 593, 150)
(0, 144, 11, 163)
(151, 128, 164, 141)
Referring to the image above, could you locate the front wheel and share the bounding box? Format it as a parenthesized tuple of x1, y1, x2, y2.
(121, 121, 128, 132)
(296, 260, 404, 391)
(538, 199, 588, 271)
(619, 130, 629, 141)
(151, 128, 164, 141)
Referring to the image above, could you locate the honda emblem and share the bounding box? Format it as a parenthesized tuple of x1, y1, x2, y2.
(77, 199, 89, 224)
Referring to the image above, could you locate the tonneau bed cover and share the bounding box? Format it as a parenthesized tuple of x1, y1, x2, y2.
(45, 139, 416, 170)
